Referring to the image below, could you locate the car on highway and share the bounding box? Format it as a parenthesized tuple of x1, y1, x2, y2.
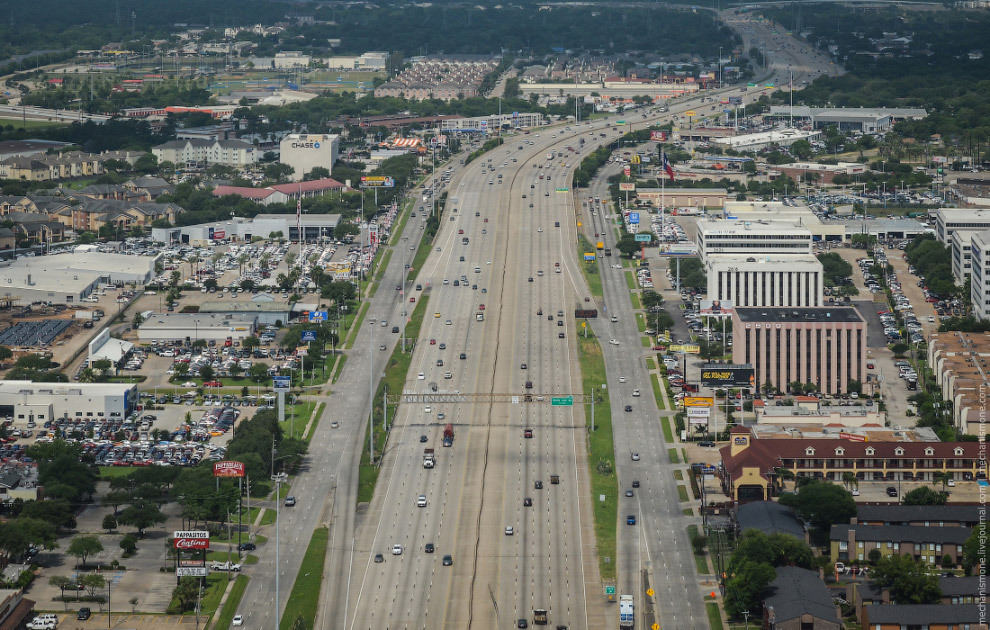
(232, 616, 243, 627)
(505, 526, 514, 536)
(238, 542, 257, 551)
(631, 452, 640, 461)
(632, 480, 640, 488)
(284, 496, 296, 507)
(632, 389, 641, 397)
(535, 480, 543, 489)
(420, 435, 428, 443)
(625, 489, 634, 497)
(626, 515, 636, 525)
(417, 495, 427, 507)
(392, 544, 403, 555)
(624, 405, 633, 412)
(523, 497, 533, 507)
(425, 543, 435, 553)
(442, 554, 453, 566)
(439, 343, 446, 349)
(374, 553, 384, 563)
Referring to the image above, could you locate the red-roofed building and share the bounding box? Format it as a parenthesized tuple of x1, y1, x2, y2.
(212, 178, 349, 206)
(719, 426, 987, 503)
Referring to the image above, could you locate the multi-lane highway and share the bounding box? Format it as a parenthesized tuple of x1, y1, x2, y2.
(230, 14, 841, 630)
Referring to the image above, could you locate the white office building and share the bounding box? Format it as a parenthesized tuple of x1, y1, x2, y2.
(439, 112, 545, 132)
(707, 254, 824, 307)
(934, 208, 990, 244)
(695, 218, 813, 263)
(279, 134, 340, 182)
(970, 231, 990, 321)
(951, 229, 981, 285)
(0, 252, 158, 304)
(711, 128, 821, 152)
(0, 380, 138, 424)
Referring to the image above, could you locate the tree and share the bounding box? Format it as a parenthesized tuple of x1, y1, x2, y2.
(789, 139, 813, 160)
(963, 524, 986, 575)
(872, 554, 941, 604)
(641, 290, 664, 310)
(49, 575, 72, 608)
(778, 480, 856, 533)
(117, 500, 166, 537)
(0, 345, 12, 360)
(902, 486, 949, 506)
(304, 166, 330, 181)
(20, 499, 76, 531)
(80, 573, 106, 598)
(248, 363, 269, 382)
(67, 535, 104, 568)
(263, 163, 295, 183)
(92, 358, 112, 377)
(724, 559, 776, 618)
(119, 534, 137, 555)
(199, 365, 215, 382)
(133, 153, 158, 174)
(727, 530, 816, 575)
(242, 336, 260, 350)
(0, 517, 58, 562)
(615, 233, 641, 258)
(129, 597, 139, 613)
(102, 514, 118, 533)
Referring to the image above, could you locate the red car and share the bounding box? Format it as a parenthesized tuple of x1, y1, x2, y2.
(203, 381, 222, 387)
(430, 339, 437, 345)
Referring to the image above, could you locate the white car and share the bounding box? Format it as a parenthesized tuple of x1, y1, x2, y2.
(632, 390, 641, 397)
(392, 544, 403, 555)
(232, 616, 244, 627)
(505, 526, 514, 536)
(417, 495, 427, 507)
(619, 376, 626, 383)
(609, 339, 620, 345)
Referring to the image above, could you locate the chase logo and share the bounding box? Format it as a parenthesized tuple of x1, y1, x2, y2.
(314, 142, 320, 148)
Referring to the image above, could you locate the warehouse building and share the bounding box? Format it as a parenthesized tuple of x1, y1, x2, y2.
(706, 254, 824, 308)
(137, 312, 257, 342)
(151, 213, 341, 245)
(0, 380, 137, 425)
(279, 134, 340, 182)
(732, 306, 866, 395)
(696, 218, 813, 263)
(0, 252, 158, 304)
(635, 188, 729, 210)
(712, 128, 820, 152)
(766, 106, 928, 133)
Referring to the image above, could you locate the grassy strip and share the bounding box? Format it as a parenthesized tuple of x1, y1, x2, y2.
(212, 574, 249, 630)
(688, 525, 711, 575)
(631, 291, 643, 310)
(372, 249, 393, 286)
(577, 330, 617, 581)
(673, 469, 684, 480)
(278, 527, 329, 630)
(625, 271, 636, 290)
(636, 312, 647, 333)
(677, 485, 689, 502)
(238, 506, 275, 527)
(331, 355, 347, 383)
(576, 235, 604, 299)
(406, 221, 435, 284)
(652, 373, 666, 410)
(98, 466, 136, 479)
(640, 336, 650, 347)
(282, 401, 315, 440)
(682, 448, 689, 463)
(668, 448, 680, 464)
(357, 294, 430, 504)
(660, 416, 674, 443)
(706, 603, 725, 630)
(303, 402, 325, 443)
(344, 301, 370, 349)
(682, 508, 694, 516)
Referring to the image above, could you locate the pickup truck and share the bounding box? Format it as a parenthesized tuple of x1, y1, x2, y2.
(210, 561, 242, 572)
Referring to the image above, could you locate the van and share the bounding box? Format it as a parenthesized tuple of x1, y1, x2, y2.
(474, 267, 481, 273)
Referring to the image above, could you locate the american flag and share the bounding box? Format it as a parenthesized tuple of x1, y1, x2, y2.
(296, 185, 302, 241)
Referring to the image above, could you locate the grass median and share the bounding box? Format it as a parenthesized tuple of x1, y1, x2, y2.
(343, 301, 369, 350)
(357, 294, 430, 505)
(213, 574, 249, 630)
(577, 329, 617, 581)
(652, 373, 666, 410)
(577, 235, 604, 299)
(279, 527, 329, 630)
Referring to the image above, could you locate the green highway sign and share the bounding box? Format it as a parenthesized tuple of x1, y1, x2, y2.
(747, 82, 756, 87)
(634, 233, 653, 242)
(551, 396, 574, 406)
(616, 120, 627, 125)
(605, 586, 616, 595)
(555, 187, 570, 193)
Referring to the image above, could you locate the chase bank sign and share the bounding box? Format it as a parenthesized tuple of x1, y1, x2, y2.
(291, 141, 321, 149)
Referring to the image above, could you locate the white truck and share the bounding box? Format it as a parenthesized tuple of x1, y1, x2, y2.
(423, 448, 436, 468)
(619, 594, 634, 628)
(210, 561, 242, 572)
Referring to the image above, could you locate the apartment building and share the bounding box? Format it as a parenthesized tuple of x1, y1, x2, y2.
(152, 139, 258, 168)
(830, 524, 970, 565)
(926, 330, 990, 434)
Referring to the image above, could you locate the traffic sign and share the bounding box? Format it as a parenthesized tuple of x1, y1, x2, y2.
(647, 588, 655, 596)
(635, 233, 652, 242)
(685, 110, 697, 117)
(551, 396, 573, 406)
(300, 330, 317, 342)
(616, 120, 627, 125)
(652, 624, 660, 630)
(605, 586, 616, 595)
(555, 187, 570, 193)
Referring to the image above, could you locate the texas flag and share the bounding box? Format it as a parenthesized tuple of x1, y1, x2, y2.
(662, 152, 675, 182)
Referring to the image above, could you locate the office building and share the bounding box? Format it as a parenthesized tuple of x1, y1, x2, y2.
(934, 208, 990, 244)
(279, 134, 340, 182)
(712, 128, 821, 152)
(950, 229, 981, 285)
(720, 201, 846, 242)
(969, 231, 990, 321)
(696, 218, 813, 263)
(707, 254, 823, 307)
(0, 380, 138, 424)
(439, 112, 544, 132)
(732, 307, 866, 395)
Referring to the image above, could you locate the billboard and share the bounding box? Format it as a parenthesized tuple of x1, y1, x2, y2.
(173, 531, 210, 550)
(619, 182, 636, 192)
(629, 212, 640, 225)
(670, 344, 700, 354)
(308, 311, 328, 323)
(683, 396, 714, 407)
(650, 130, 668, 142)
(623, 166, 631, 177)
(584, 252, 597, 261)
(700, 364, 755, 387)
(840, 432, 867, 442)
(176, 567, 208, 577)
(360, 176, 395, 188)
(300, 330, 318, 342)
(212, 460, 246, 478)
(687, 407, 711, 418)
(273, 376, 291, 391)
(698, 299, 734, 318)
(658, 243, 698, 256)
